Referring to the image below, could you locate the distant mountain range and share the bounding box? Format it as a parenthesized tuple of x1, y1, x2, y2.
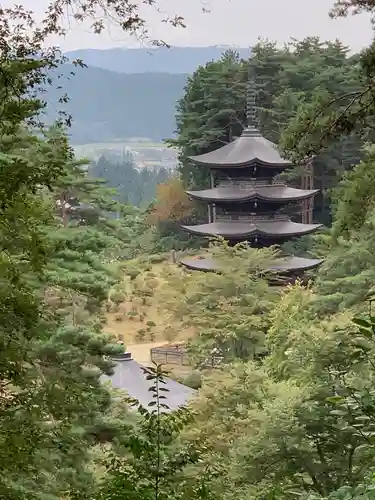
(44, 64, 187, 144)
(44, 46, 251, 145)
(65, 45, 250, 74)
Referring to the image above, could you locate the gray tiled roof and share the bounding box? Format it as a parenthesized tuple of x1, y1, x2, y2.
(181, 220, 322, 239)
(180, 255, 323, 273)
(102, 355, 196, 412)
(186, 186, 319, 203)
(189, 128, 293, 168)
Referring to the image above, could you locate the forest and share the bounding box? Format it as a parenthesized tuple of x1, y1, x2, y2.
(89, 153, 170, 207)
(3, 0, 375, 499)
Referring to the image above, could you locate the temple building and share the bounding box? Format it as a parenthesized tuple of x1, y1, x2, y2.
(179, 72, 323, 279)
(102, 350, 196, 412)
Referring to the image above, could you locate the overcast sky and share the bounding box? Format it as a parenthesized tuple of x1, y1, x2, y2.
(5, 0, 374, 52)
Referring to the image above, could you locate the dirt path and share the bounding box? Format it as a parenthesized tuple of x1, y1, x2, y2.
(126, 341, 166, 365)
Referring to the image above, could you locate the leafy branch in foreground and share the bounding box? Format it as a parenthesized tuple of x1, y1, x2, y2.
(96, 364, 202, 500)
(280, 17, 375, 161)
(331, 0, 375, 17)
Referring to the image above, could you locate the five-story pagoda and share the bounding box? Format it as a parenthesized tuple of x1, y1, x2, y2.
(180, 72, 323, 278)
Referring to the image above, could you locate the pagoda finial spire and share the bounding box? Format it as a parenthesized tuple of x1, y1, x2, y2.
(244, 58, 261, 136)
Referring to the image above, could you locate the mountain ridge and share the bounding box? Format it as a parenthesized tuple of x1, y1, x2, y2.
(44, 64, 187, 144)
(65, 45, 250, 74)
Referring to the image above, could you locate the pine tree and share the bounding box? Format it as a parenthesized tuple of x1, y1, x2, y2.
(0, 51, 124, 500)
(170, 50, 247, 189)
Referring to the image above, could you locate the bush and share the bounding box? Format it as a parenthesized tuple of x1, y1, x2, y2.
(148, 254, 165, 264)
(127, 311, 138, 320)
(168, 372, 184, 384)
(145, 272, 157, 278)
(110, 291, 126, 305)
(127, 268, 141, 280)
(183, 371, 202, 389)
(145, 279, 159, 290)
(136, 329, 146, 341)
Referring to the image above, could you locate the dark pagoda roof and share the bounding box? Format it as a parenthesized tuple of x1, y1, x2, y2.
(189, 127, 293, 168)
(180, 255, 323, 273)
(269, 256, 323, 272)
(181, 220, 322, 239)
(186, 185, 319, 203)
(102, 353, 196, 412)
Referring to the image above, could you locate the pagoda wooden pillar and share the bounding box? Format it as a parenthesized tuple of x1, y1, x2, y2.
(301, 159, 314, 224)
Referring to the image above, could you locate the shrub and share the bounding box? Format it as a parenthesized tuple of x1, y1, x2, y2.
(145, 279, 159, 290)
(136, 329, 146, 341)
(127, 311, 138, 320)
(110, 291, 126, 305)
(148, 254, 165, 264)
(145, 272, 157, 278)
(183, 371, 202, 389)
(127, 268, 141, 280)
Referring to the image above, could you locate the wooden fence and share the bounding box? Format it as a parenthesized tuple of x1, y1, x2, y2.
(150, 344, 223, 367)
(150, 344, 190, 366)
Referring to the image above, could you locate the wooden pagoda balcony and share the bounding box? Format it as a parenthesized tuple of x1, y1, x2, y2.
(215, 213, 290, 223)
(218, 177, 284, 188)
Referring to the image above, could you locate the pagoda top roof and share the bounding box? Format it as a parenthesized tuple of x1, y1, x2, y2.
(188, 127, 293, 169)
(182, 220, 322, 239)
(186, 186, 319, 203)
(180, 255, 323, 274)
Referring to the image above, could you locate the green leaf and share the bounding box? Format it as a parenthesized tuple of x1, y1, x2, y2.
(326, 395, 345, 404)
(352, 317, 372, 329)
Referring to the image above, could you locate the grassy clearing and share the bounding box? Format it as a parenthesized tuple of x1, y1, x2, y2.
(103, 260, 195, 367)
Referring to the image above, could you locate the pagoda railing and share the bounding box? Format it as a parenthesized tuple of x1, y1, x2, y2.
(215, 213, 290, 222)
(218, 178, 284, 188)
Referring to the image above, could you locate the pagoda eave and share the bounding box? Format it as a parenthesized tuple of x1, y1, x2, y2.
(188, 129, 293, 169)
(179, 256, 217, 272)
(269, 256, 323, 272)
(186, 187, 319, 203)
(188, 157, 291, 169)
(181, 223, 256, 238)
(181, 221, 322, 239)
(180, 255, 323, 274)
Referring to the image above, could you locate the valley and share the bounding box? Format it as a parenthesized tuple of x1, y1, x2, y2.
(74, 138, 177, 170)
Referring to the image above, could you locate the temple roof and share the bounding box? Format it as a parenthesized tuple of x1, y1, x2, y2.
(269, 256, 323, 272)
(186, 186, 319, 203)
(181, 220, 322, 239)
(180, 256, 217, 272)
(101, 353, 196, 412)
(180, 255, 323, 273)
(188, 128, 293, 169)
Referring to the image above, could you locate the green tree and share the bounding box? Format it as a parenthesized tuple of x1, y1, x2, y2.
(183, 285, 375, 500)
(0, 45, 125, 500)
(95, 366, 201, 500)
(311, 145, 375, 314)
(279, 3, 375, 164)
(171, 50, 247, 189)
(331, 144, 375, 237)
(90, 153, 170, 207)
(159, 240, 279, 364)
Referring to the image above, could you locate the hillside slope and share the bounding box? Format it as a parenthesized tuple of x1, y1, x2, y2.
(65, 45, 250, 74)
(44, 65, 187, 143)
